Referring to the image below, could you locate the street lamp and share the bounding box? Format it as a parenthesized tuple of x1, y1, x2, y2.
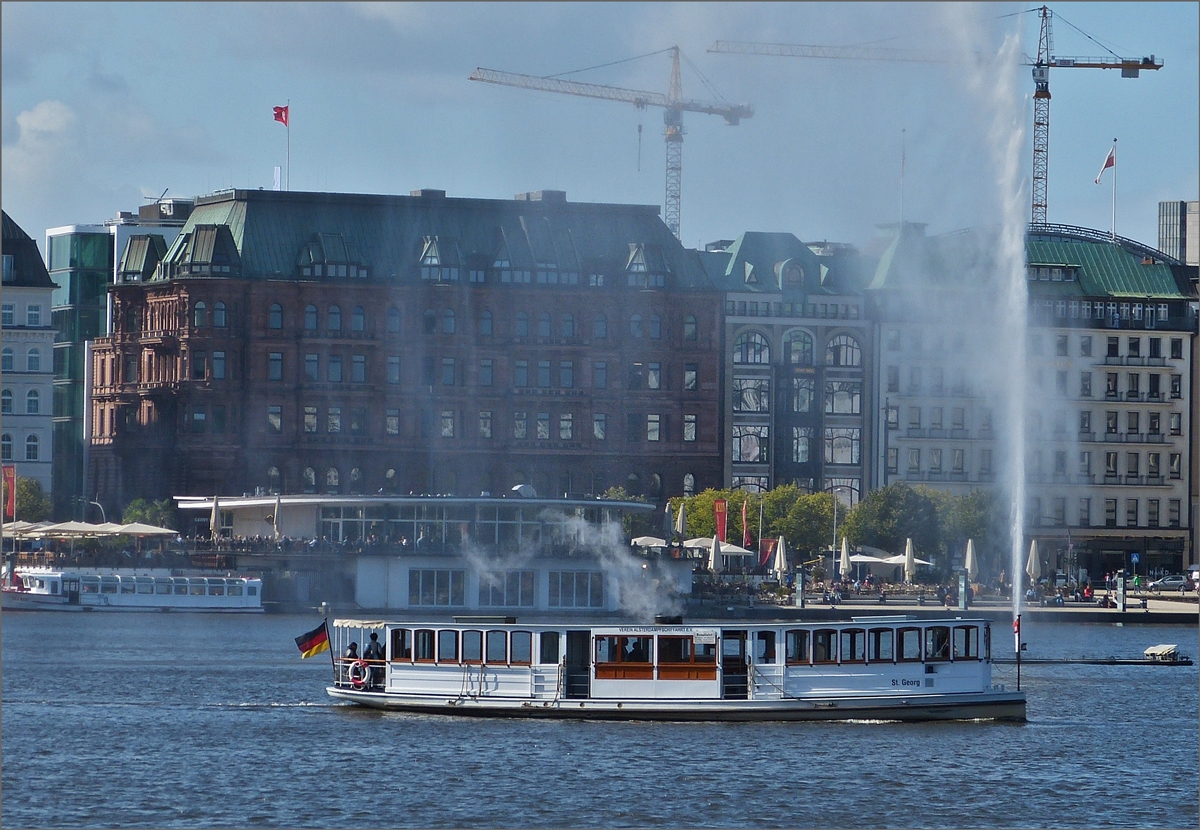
(89, 500, 106, 524)
(827, 485, 853, 580)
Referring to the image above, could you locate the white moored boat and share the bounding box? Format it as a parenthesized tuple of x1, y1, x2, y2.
(0, 566, 263, 612)
(325, 615, 1025, 722)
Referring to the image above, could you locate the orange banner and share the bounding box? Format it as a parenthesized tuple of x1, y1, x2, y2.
(3, 465, 15, 521)
(714, 499, 727, 542)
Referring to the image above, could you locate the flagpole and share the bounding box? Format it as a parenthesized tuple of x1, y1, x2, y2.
(1110, 138, 1116, 242)
(286, 99, 291, 191)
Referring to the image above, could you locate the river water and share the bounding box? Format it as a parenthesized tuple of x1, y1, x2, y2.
(2, 612, 1196, 828)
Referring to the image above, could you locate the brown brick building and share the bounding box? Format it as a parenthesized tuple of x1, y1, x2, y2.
(88, 188, 724, 510)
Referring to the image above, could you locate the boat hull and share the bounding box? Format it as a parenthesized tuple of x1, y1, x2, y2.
(326, 686, 1026, 722)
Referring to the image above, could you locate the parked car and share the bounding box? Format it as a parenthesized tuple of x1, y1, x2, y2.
(1147, 575, 1191, 592)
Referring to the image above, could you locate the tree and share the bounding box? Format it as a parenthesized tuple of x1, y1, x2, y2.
(121, 498, 177, 530)
(14, 477, 52, 522)
(600, 487, 655, 538)
(776, 492, 835, 558)
(842, 483, 939, 558)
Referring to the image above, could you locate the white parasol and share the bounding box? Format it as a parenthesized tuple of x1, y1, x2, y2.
(1025, 539, 1041, 583)
(904, 538, 917, 583)
(708, 535, 721, 572)
(771, 536, 788, 582)
(209, 496, 220, 541)
(964, 538, 978, 580)
(631, 536, 668, 549)
(838, 537, 852, 578)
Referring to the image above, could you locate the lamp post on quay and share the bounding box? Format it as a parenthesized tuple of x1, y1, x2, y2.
(827, 485, 854, 581)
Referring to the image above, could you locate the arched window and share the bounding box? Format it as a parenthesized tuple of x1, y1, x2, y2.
(649, 473, 662, 498)
(826, 335, 861, 367)
(423, 309, 436, 334)
(479, 310, 493, 336)
(786, 330, 814, 365)
(561, 313, 575, 338)
(27, 349, 40, 373)
(214, 302, 227, 328)
(626, 473, 641, 496)
(442, 309, 456, 334)
(629, 315, 643, 338)
(305, 305, 318, 331)
(303, 467, 316, 493)
(268, 303, 283, 329)
(26, 390, 39, 414)
(25, 434, 38, 461)
(594, 314, 607, 339)
(267, 467, 281, 493)
(538, 312, 551, 338)
(649, 315, 662, 340)
(515, 311, 529, 338)
(0, 434, 10, 462)
(194, 301, 207, 327)
(386, 307, 401, 333)
(1, 389, 12, 415)
(1, 348, 12, 372)
(352, 306, 366, 332)
(684, 315, 697, 341)
(733, 332, 770, 364)
(683, 473, 695, 496)
(325, 468, 340, 492)
(328, 306, 341, 331)
(349, 468, 363, 494)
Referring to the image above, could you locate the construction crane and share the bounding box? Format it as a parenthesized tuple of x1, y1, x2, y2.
(709, 6, 1161, 225)
(470, 47, 752, 240)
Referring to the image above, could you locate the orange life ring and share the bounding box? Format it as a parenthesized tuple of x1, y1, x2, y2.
(348, 660, 369, 689)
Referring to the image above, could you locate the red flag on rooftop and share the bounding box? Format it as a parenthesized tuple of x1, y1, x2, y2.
(1093, 145, 1115, 184)
(273, 105, 289, 127)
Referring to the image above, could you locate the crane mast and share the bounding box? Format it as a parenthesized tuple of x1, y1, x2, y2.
(470, 47, 752, 240)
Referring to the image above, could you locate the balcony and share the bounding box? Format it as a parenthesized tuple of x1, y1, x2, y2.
(1078, 431, 1096, 442)
(906, 428, 925, 438)
(1145, 476, 1166, 486)
(1124, 474, 1143, 485)
(927, 428, 946, 438)
(1125, 391, 1144, 401)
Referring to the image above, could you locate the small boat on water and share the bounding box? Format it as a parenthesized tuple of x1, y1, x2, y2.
(1, 566, 263, 612)
(325, 614, 1025, 722)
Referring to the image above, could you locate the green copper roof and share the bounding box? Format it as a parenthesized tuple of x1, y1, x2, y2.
(1026, 238, 1185, 299)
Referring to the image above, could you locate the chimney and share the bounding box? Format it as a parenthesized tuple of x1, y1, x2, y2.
(515, 190, 567, 203)
(410, 189, 446, 199)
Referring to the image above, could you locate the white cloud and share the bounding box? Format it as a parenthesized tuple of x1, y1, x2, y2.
(4, 100, 78, 178)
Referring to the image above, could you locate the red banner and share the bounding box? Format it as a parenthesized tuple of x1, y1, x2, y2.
(760, 537, 777, 569)
(714, 499, 727, 543)
(2, 465, 15, 521)
(742, 501, 751, 549)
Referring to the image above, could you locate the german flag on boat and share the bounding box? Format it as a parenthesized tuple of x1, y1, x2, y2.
(295, 621, 331, 659)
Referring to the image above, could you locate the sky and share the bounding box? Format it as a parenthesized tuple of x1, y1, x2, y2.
(2, 2, 1197, 257)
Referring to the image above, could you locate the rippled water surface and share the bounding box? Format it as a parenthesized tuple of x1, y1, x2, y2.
(3, 612, 1196, 828)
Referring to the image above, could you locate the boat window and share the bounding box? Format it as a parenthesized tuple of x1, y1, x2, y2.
(659, 636, 693, 663)
(190, 580, 206, 596)
(81, 577, 100, 593)
(694, 640, 717, 663)
(754, 631, 777, 663)
(173, 579, 189, 595)
(812, 629, 837, 664)
(868, 628, 894, 663)
(438, 630, 459, 663)
(247, 586, 257, 596)
(390, 629, 412, 661)
(120, 578, 136, 594)
(208, 579, 225, 596)
(486, 630, 507, 663)
(925, 626, 951, 662)
(462, 630, 483, 664)
(897, 627, 922, 661)
(414, 629, 436, 662)
(596, 636, 616, 663)
(983, 622, 992, 662)
(50, 581, 59, 595)
(227, 582, 243, 596)
(154, 578, 172, 595)
(539, 631, 560, 664)
(785, 630, 810, 664)
(840, 628, 866, 664)
(136, 578, 155, 595)
(622, 636, 652, 663)
(953, 625, 979, 660)
(721, 636, 743, 659)
(101, 577, 119, 594)
(510, 631, 532, 665)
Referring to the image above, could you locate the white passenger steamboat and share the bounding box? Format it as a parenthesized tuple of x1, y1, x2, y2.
(0, 566, 263, 612)
(325, 615, 1025, 721)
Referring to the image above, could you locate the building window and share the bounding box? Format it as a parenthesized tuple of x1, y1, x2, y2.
(409, 569, 466, 606)
(952, 448, 965, 473)
(212, 351, 226, 380)
(535, 313, 550, 338)
(824, 381, 861, 415)
(593, 413, 606, 441)
(684, 414, 697, 442)
(304, 354, 319, 382)
(267, 405, 282, 434)
(792, 378, 814, 413)
(1055, 335, 1068, 356)
(1169, 375, 1182, 398)
(351, 355, 366, 383)
(649, 315, 662, 340)
(908, 448, 920, 472)
(442, 358, 455, 386)
(0, 434, 10, 461)
(443, 309, 456, 335)
(548, 571, 605, 609)
(593, 314, 607, 339)
(787, 331, 814, 365)
(1, 349, 11, 372)
(1079, 336, 1092, 357)
(514, 360, 528, 387)
(734, 378, 770, 412)
(194, 301, 207, 327)
(886, 366, 899, 393)
(684, 364, 698, 391)
(305, 305, 318, 330)
(478, 310, 492, 337)
(1126, 499, 1138, 527)
(20, 389, 39, 415)
(383, 409, 399, 436)
(268, 353, 282, 381)
(328, 306, 342, 331)
(1169, 453, 1182, 479)
(478, 410, 492, 439)
(1168, 499, 1181, 527)
(826, 335, 861, 367)
(440, 410, 455, 438)
(513, 412, 527, 439)
(0, 304, 13, 326)
(560, 413, 573, 440)
(25, 435, 38, 461)
(537, 361, 551, 388)
(646, 362, 661, 390)
(593, 362, 607, 389)
(733, 332, 770, 364)
(1, 390, 12, 415)
(382, 355, 399, 384)
(422, 309, 436, 335)
(537, 413, 550, 440)
(477, 358, 493, 387)
(329, 355, 342, 383)
(213, 302, 227, 328)
(629, 315, 643, 338)
(1169, 412, 1182, 435)
(560, 361, 574, 389)
(515, 312, 529, 338)
(824, 428, 861, 465)
(352, 306, 365, 332)
(886, 447, 898, 473)
(268, 303, 283, 329)
(561, 314, 575, 338)
(732, 425, 768, 462)
(304, 406, 317, 433)
(1147, 499, 1160, 528)
(326, 407, 341, 433)
(683, 315, 697, 341)
(350, 408, 366, 435)
(479, 571, 536, 607)
(792, 427, 813, 463)
(647, 414, 661, 442)
(1080, 372, 1092, 397)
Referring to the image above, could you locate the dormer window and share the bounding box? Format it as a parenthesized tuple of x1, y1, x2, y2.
(420, 236, 459, 281)
(625, 244, 665, 288)
(744, 261, 757, 284)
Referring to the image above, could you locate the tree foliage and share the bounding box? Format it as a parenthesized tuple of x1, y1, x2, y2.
(775, 492, 836, 558)
(121, 498, 177, 530)
(841, 483, 939, 558)
(14, 478, 52, 522)
(601, 487, 656, 537)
